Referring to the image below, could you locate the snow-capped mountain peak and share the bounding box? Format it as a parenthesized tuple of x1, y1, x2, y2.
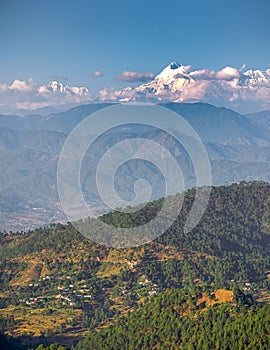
(47, 81, 65, 93)
(242, 69, 270, 86)
(107, 62, 270, 113)
(155, 61, 190, 82)
(169, 62, 181, 69)
(38, 81, 89, 96)
(136, 62, 193, 96)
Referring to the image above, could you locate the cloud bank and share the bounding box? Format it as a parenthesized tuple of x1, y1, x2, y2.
(0, 64, 270, 114)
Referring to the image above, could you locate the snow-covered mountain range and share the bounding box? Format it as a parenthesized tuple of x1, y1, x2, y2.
(0, 62, 269, 114)
(101, 62, 270, 113)
(39, 80, 90, 96)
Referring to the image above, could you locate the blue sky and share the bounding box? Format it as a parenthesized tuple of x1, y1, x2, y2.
(0, 0, 269, 92)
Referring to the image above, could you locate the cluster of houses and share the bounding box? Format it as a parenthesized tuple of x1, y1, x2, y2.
(18, 278, 93, 308)
(120, 275, 159, 298)
(16, 272, 161, 310)
(230, 279, 257, 292)
(138, 275, 159, 295)
(55, 284, 92, 306)
(19, 296, 45, 305)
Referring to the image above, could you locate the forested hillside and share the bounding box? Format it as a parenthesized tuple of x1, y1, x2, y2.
(75, 288, 270, 350)
(0, 181, 269, 349)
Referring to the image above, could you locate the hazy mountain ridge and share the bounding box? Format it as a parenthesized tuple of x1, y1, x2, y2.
(1, 102, 270, 231)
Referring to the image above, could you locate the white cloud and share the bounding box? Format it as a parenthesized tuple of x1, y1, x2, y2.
(216, 66, 240, 81)
(51, 75, 69, 81)
(91, 71, 103, 78)
(190, 66, 240, 81)
(116, 71, 154, 82)
(0, 83, 8, 92)
(189, 69, 217, 80)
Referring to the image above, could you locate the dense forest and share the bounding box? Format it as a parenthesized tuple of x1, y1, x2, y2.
(75, 288, 270, 350)
(0, 181, 269, 349)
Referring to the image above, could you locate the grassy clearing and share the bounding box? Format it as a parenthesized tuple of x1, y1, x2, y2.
(0, 306, 82, 337)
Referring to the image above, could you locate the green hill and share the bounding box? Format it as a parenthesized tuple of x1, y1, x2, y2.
(0, 181, 269, 348)
(75, 288, 270, 350)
